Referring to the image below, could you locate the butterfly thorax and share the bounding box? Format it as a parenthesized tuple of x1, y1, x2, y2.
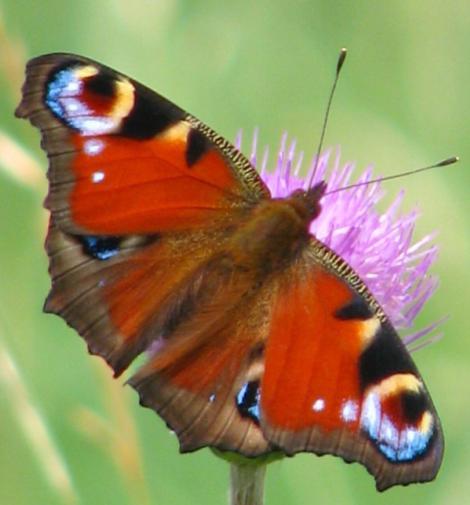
(226, 182, 326, 274)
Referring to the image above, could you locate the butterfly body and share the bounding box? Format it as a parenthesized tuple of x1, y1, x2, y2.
(16, 53, 443, 491)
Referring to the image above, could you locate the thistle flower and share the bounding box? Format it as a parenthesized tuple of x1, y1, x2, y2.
(237, 130, 441, 347)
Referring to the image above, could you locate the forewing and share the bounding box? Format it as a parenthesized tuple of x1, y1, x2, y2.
(16, 53, 269, 235)
(260, 244, 443, 491)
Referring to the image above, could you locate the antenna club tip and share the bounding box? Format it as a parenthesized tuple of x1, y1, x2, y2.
(337, 48, 347, 73)
(437, 156, 459, 167)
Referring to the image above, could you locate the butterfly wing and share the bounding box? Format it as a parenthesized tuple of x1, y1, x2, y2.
(260, 241, 443, 491)
(129, 267, 275, 456)
(16, 53, 269, 235)
(16, 53, 269, 374)
(43, 221, 238, 375)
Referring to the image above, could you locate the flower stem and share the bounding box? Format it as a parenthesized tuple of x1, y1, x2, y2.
(229, 462, 266, 505)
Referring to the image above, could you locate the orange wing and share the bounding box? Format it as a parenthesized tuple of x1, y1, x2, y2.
(16, 53, 269, 235)
(260, 244, 443, 491)
(43, 221, 234, 375)
(129, 266, 275, 456)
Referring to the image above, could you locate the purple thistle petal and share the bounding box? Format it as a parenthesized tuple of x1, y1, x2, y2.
(240, 131, 441, 346)
(403, 317, 447, 350)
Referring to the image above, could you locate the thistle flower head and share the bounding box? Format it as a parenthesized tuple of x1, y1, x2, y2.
(236, 130, 441, 346)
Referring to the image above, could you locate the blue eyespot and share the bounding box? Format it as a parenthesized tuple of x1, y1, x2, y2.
(236, 380, 261, 424)
(361, 391, 434, 462)
(78, 235, 121, 261)
(46, 68, 77, 120)
(45, 67, 116, 135)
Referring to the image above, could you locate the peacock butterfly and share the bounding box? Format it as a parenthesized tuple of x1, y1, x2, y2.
(16, 52, 443, 491)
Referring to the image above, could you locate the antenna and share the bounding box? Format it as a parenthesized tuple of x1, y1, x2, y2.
(308, 48, 347, 187)
(325, 156, 459, 196)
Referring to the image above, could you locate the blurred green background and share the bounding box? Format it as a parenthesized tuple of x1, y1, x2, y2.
(0, 1, 468, 504)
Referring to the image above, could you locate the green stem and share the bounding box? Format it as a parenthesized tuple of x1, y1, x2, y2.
(229, 463, 267, 505)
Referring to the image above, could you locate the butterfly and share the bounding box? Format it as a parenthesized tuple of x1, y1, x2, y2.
(16, 53, 443, 491)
